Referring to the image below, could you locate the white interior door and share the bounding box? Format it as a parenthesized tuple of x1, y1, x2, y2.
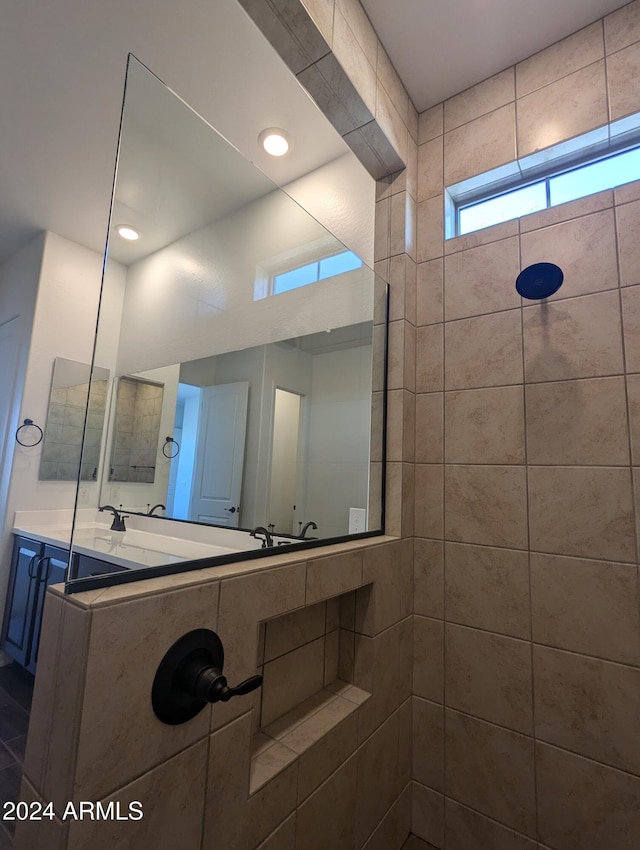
(189, 382, 248, 526)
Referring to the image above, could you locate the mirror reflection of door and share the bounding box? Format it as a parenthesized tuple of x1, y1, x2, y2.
(188, 382, 249, 527)
(268, 388, 303, 535)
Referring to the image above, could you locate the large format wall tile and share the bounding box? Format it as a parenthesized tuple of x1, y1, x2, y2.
(261, 637, 325, 726)
(68, 740, 208, 850)
(356, 539, 413, 636)
(73, 583, 219, 800)
(605, 0, 640, 53)
(413, 616, 444, 703)
(519, 209, 618, 301)
(607, 40, 640, 121)
(525, 377, 630, 465)
(411, 782, 444, 848)
(445, 542, 530, 638)
(445, 465, 528, 549)
(616, 199, 640, 287)
(516, 21, 604, 97)
(414, 464, 443, 539)
(622, 284, 640, 371)
(417, 196, 444, 262)
(417, 136, 443, 202)
(444, 68, 515, 132)
(528, 466, 635, 562)
(531, 553, 640, 664)
(444, 104, 517, 185)
(445, 710, 536, 836)
(416, 258, 443, 326)
(445, 798, 536, 850)
(444, 103, 516, 186)
(356, 711, 400, 846)
(516, 61, 607, 157)
(445, 385, 525, 464)
(446, 624, 533, 734)
(414, 538, 444, 619)
(413, 697, 444, 791)
(523, 290, 624, 383)
(533, 645, 640, 774)
(202, 712, 251, 850)
(415, 392, 443, 464)
(536, 742, 640, 850)
(444, 236, 521, 320)
(296, 753, 357, 850)
(445, 310, 523, 390)
(416, 324, 443, 392)
(627, 374, 640, 461)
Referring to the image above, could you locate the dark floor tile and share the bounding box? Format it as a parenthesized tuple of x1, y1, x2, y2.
(0, 745, 15, 772)
(0, 701, 28, 745)
(0, 665, 34, 714)
(0, 823, 12, 850)
(4, 737, 25, 767)
(0, 762, 24, 834)
(402, 836, 438, 850)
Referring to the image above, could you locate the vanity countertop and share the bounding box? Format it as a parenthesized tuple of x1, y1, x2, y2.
(12, 509, 252, 571)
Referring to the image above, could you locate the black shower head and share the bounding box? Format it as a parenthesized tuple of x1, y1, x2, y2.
(516, 262, 564, 300)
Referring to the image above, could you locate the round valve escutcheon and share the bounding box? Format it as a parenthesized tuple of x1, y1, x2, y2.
(152, 628, 263, 725)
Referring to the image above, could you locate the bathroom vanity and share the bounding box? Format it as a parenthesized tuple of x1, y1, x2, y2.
(1, 536, 68, 673)
(1, 508, 296, 672)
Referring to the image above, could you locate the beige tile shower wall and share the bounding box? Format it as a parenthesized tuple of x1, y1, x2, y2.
(414, 4, 640, 847)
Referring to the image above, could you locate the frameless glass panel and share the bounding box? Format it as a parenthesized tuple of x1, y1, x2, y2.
(549, 146, 640, 206)
(319, 250, 363, 279)
(459, 181, 547, 235)
(67, 56, 387, 590)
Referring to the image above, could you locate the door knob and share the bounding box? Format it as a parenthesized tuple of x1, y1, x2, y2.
(224, 506, 237, 513)
(152, 628, 263, 725)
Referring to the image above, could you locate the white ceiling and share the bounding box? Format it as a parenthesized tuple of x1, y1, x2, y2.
(0, 0, 348, 267)
(0, 0, 633, 269)
(361, 0, 630, 111)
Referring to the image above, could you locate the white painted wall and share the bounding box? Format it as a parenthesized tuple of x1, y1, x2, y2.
(284, 152, 374, 268)
(0, 231, 125, 612)
(114, 184, 374, 376)
(0, 233, 46, 607)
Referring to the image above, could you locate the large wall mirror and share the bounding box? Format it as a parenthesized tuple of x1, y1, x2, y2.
(68, 56, 387, 584)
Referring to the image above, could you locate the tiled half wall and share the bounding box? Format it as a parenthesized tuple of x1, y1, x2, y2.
(15, 537, 414, 850)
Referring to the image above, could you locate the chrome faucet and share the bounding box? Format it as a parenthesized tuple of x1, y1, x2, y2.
(148, 503, 166, 516)
(98, 505, 128, 532)
(299, 521, 318, 539)
(250, 526, 273, 548)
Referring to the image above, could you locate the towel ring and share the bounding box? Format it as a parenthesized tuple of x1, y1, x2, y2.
(162, 436, 180, 459)
(16, 419, 43, 448)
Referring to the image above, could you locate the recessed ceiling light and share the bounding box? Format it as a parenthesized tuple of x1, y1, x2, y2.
(116, 224, 140, 241)
(258, 128, 291, 157)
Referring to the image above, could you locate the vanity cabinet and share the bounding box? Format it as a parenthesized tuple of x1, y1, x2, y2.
(2, 536, 68, 674)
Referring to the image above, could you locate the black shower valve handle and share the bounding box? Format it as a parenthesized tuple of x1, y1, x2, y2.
(194, 667, 263, 703)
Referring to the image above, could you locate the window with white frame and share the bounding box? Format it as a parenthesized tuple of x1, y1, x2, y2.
(446, 113, 640, 239)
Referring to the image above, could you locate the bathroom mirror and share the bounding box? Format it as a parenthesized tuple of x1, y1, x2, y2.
(68, 56, 386, 585)
(39, 358, 109, 481)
